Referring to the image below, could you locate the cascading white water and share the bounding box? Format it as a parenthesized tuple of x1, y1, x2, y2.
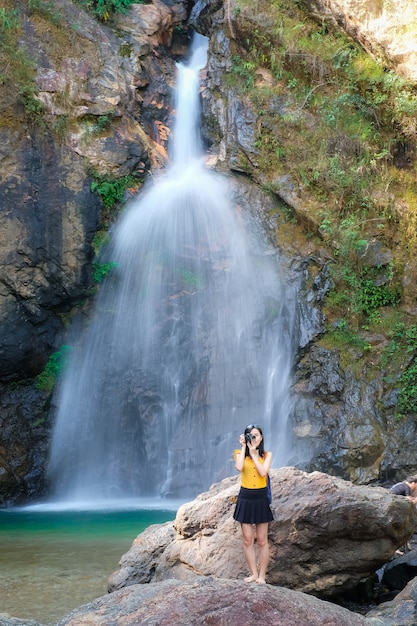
(47, 34, 298, 503)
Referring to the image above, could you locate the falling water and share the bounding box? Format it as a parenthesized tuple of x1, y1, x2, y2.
(47, 34, 298, 503)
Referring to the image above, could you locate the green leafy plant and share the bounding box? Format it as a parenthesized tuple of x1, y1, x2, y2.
(397, 362, 417, 417)
(92, 260, 118, 282)
(229, 55, 256, 91)
(36, 345, 73, 393)
(19, 84, 45, 121)
(321, 215, 400, 326)
(359, 277, 400, 317)
(180, 269, 203, 289)
(0, 7, 19, 30)
(91, 173, 137, 209)
(80, 0, 145, 21)
(381, 323, 417, 417)
(92, 230, 110, 256)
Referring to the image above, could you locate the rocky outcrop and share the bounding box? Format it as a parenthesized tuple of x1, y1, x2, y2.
(108, 468, 417, 597)
(0, 0, 188, 384)
(291, 344, 387, 483)
(302, 0, 417, 80)
(380, 548, 417, 594)
(55, 577, 382, 626)
(368, 577, 417, 626)
(0, 382, 51, 502)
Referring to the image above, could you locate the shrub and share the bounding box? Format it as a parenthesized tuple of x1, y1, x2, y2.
(91, 174, 137, 209)
(80, 0, 145, 21)
(92, 260, 118, 282)
(35, 345, 73, 393)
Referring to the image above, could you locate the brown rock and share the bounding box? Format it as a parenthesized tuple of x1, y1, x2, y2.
(57, 577, 375, 625)
(109, 468, 417, 597)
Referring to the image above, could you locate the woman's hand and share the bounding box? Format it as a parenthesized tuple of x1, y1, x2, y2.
(235, 435, 246, 471)
(248, 440, 258, 456)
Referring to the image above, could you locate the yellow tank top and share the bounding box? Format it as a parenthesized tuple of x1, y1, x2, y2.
(234, 450, 267, 489)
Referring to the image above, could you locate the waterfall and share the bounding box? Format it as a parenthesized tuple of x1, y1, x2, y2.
(47, 34, 298, 504)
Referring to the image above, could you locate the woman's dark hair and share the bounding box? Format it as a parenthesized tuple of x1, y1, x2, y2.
(244, 425, 265, 458)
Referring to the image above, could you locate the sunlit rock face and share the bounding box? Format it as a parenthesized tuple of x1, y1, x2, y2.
(58, 577, 375, 626)
(108, 468, 417, 597)
(303, 0, 417, 80)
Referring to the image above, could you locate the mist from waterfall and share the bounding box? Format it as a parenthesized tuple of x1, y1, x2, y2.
(47, 34, 299, 504)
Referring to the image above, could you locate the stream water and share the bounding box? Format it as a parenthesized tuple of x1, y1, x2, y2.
(0, 504, 178, 624)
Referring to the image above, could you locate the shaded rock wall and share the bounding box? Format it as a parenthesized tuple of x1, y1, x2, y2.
(0, 0, 190, 504)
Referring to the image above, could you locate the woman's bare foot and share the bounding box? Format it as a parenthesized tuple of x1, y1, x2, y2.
(256, 577, 266, 584)
(244, 574, 258, 583)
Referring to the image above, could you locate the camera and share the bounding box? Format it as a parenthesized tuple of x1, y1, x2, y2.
(245, 433, 252, 443)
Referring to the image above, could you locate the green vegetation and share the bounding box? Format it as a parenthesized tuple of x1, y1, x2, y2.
(82, 114, 114, 137)
(92, 260, 119, 282)
(230, 0, 417, 242)
(0, 6, 45, 121)
(229, 55, 256, 91)
(79, 0, 146, 21)
(91, 173, 139, 210)
(36, 345, 73, 393)
(382, 324, 417, 417)
(180, 269, 204, 289)
(319, 214, 400, 327)
(229, 0, 415, 300)
(27, 0, 63, 25)
(0, 7, 19, 30)
(230, 0, 417, 415)
(90, 173, 139, 283)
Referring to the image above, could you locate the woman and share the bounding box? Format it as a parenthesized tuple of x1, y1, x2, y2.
(233, 423, 273, 584)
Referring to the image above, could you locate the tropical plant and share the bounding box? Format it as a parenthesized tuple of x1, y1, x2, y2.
(36, 345, 73, 393)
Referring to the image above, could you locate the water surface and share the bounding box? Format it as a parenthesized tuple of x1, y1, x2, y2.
(0, 506, 177, 624)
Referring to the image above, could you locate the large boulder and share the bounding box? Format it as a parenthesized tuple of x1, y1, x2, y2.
(56, 577, 382, 625)
(108, 467, 417, 597)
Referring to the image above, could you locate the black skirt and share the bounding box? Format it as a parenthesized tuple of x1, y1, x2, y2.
(233, 487, 274, 524)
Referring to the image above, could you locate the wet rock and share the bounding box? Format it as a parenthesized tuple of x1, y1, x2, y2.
(382, 549, 417, 592)
(366, 576, 417, 626)
(0, 0, 188, 385)
(108, 468, 417, 597)
(0, 382, 51, 504)
(0, 616, 46, 626)
(0, 0, 188, 504)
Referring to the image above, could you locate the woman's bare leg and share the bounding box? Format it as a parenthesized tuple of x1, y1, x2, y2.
(241, 523, 258, 582)
(255, 522, 269, 584)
